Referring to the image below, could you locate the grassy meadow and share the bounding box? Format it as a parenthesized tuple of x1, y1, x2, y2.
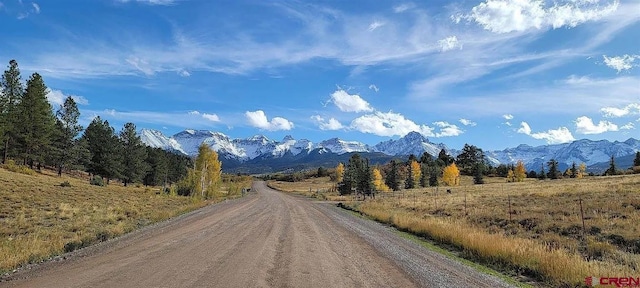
(271, 175, 640, 287)
(0, 167, 251, 274)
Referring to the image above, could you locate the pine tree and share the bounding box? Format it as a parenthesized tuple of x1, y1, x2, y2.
(82, 117, 123, 184)
(119, 123, 149, 186)
(570, 162, 578, 178)
(605, 155, 617, 176)
(385, 160, 401, 191)
(54, 96, 83, 176)
(437, 149, 453, 167)
(405, 161, 415, 189)
(14, 73, 56, 168)
(143, 147, 169, 187)
(429, 166, 439, 187)
(634, 152, 640, 167)
(419, 164, 429, 187)
(538, 163, 547, 180)
(0, 60, 24, 163)
(455, 144, 484, 175)
(473, 162, 484, 184)
(547, 159, 559, 180)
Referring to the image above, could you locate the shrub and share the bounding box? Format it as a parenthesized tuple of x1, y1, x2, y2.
(60, 181, 72, 187)
(1, 159, 36, 175)
(90, 175, 105, 186)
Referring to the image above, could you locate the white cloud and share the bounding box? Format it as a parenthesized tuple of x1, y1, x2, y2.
(245, 110, 294, 131)
(32, 2, 39, 14)
(601, 103, 640, 117)
(433, 121, 464, 137)
(368, 84, 379, 92)
(188, 110, 200, 115)
(126, 56, 155, 76)
(620, 122, 634, 130)
(393, 3, 415, 13)
(368, 21, 385, 31)
(459, 0, 619, 33)
(350, 111, 434, 137)
(503, 114, 514, 120)
(178, 69, 191, 77)
(46, 89, 89, 107)
(575, 116, 618, 134)
(459, 118, 477, 126)
(330, 89, 374, 113)
(202, 113, 220, 122)
(438, 36, 462, 52)
(603, 54, 639, 72)
(517, 122, 575, 144)
(311, 115, 344, 130)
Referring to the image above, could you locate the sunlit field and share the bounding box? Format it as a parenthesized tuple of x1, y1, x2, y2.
(271, 174, 640, 287)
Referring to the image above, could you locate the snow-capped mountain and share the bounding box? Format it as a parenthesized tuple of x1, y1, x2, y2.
(318, 138, 371, 154)
(139, 129, 186, 155)
(140, 128, 640, 173)
(373, 131, 449, 157)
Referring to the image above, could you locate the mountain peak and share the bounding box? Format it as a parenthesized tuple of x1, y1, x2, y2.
(282, 135, 295, 142)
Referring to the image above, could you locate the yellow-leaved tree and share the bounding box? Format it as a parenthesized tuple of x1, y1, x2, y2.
(194, 143, 222, 199)
(577, 163, 587, 178)
(372, 167, 390, 192)
(515, 160, 527, 182)
(442, 163, 459, 186)
(507, 169, 515, 182)
(410, 160, 421, 185)
(335, 163, 344, 183)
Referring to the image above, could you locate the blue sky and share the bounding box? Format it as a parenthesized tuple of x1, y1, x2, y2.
(1, 0, 639, 150)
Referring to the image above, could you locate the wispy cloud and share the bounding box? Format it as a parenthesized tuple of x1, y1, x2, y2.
(438, 36, 462, 52)
(393, 3, 415, 13)
(118, 0, 177, 5)
(459, 118, 477, 126)
(601, 103, 640, 118)
(368, 84, 379, 92)
(368, 21, 385, 31)
(84, 109, 223, 129)
(311, 115, 344, 130)
(47, 89, 89, 107)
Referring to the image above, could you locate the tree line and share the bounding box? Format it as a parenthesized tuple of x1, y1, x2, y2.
(334, 143, 595, 195)
(0, 59, 191, 187)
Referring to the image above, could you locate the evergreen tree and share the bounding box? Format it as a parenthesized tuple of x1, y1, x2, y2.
(547, 159, 559, 180)
(143, 147, 169, 187)
(14, 73, 56, 168)
(634, 152, 640, 167)
(527, 170, 538, 179)
(538, 163, 547, 180)
(455, 144, 484, 175)
(473, 162, 485, 184)
(437, 149, 454, 167)
(605, 155, 617, 176)
(54, 96, 83, 176)
(82, 117, 123, 184)
(405, 161, 415, 189)
(429, 166, 439, 187)
(385, 160, 401, 191)
(119, 123, 149, 186)
(0, 60, 24, 163)
(419, 164, 429, 187)
(419, 152, 433, 164)
(570, 162, 578, 178)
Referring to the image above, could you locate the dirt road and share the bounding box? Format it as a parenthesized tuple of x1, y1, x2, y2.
(2, 182, 513, 288)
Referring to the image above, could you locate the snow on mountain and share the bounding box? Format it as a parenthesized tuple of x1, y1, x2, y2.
(139, 129, 186, 155)
(373, 131, 448, 157)
(140, 129, 640, 173)
(317, 138, 371, 154)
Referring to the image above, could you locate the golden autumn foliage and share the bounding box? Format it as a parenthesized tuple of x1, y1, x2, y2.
(577, 163, 587, 179)
(410, 160, 421, 184)
(193, 143, 222, 199)
(507, 169, 515, 182)
(335, 163, 344, 183)
(515, 160, 527, 182)
(372, 168, 390, 192)
(442, 163, 459, 186)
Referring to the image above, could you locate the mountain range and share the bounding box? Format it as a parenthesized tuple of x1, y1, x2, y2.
(140, 129, 640, 174)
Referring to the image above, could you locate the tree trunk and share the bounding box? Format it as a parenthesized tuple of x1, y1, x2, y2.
(3, 138, 8, 164)
(58, 165, 62, 177)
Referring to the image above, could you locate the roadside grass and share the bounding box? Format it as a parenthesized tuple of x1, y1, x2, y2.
(267, 177, 348, 201)
(274, 175, 640, 287)
(0, 168, 251, 274)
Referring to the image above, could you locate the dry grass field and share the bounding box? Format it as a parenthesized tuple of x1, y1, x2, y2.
(272, 175, 640, 287)
(0, 167, 250, 274)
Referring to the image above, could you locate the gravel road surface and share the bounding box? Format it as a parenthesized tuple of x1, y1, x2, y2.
(1, 181, 514, 288)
